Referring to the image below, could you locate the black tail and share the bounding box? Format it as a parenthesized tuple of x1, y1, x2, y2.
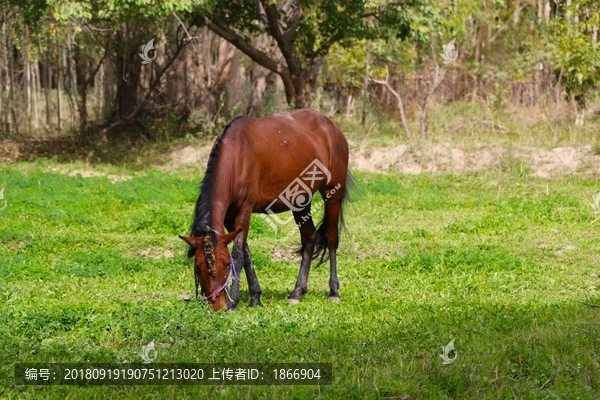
(312, 171, 355, 266)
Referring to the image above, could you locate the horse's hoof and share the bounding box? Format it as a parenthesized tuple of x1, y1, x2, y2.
(327, 296, 341, 302)
(178, 294, 193, 301)
(248, 302, 263, 309)
(287, 298, 300, 305)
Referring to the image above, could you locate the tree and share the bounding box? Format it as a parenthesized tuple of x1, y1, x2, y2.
(195, 0, 429, 109)
(550, 0, 600, 127)
(50, 0, 198, 135)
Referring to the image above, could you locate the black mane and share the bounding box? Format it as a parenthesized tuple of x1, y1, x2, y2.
(188, 116, 245, 257)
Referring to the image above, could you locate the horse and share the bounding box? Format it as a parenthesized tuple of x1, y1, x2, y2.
(179, 109, 352, 311)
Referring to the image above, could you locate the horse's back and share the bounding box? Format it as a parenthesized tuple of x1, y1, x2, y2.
(232, 109, 348, 169)
(221, 109, 349, 211)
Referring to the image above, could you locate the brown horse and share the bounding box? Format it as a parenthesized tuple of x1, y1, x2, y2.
(179, 109, 352, 311)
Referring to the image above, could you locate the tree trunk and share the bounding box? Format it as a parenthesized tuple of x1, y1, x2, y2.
(247, 64, 269, 117)
(346, 94, 354, 118)
(21, 25, 30, 133)
(287, 60, 321, 109)
(273, 73, 285, 111)
(575, 95, 585, 127)
(0, 59, 3, 134)
(115, 23, 142, 119)
(63, 43, 76, 129)
(32, 61, 40, 130)
(0, 18, 4, 134)
(66, 34, 77, 128)
(361, 40, 369, 125)
(196, 29, 237, 116)
(94, 58, 102, 121)
(57, 36, 62, 132)
(75, 46, 88, 138)
(204, 3, 327, 110)
(41, 34, 52, 129)
(45, 58, 52, 129)
(102, 59, 115, 120)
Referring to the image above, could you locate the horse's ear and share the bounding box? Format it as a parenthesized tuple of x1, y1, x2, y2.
(220, 228, 243, 245)
(179, 235, 203, 248)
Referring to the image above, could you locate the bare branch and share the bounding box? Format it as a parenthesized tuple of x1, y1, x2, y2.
(261, 0, 302, 73)
(204, 12, 297, 105)
(370, 66, 411, 139)
(173, 11, 194, 41)
(282, 0, 302, 43)
(554, 66, 563, 143)
(204, 14, 288, 76)
(419, 41, 447, 139)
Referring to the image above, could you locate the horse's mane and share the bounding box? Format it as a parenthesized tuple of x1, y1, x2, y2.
(188, 116, 245, 257)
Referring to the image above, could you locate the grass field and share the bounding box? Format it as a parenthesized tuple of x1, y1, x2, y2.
(1, 159, 600, 399)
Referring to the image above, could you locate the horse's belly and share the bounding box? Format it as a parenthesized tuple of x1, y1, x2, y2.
(254, 182, 322, 214)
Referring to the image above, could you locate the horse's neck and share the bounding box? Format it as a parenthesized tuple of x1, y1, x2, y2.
(203, 192, 228, 234)
(195, 157, 232, 235)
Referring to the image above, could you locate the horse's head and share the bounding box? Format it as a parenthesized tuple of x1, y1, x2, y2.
(179, 228, 241, 311)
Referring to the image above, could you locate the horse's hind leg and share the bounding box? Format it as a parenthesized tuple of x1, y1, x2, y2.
(321, 189, 344, 301)
(243, 243, 262, 308)
(287, 209, 317, 304)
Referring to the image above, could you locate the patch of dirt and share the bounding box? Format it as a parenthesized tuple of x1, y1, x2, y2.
(138, 247, 174, 259)
(271, 246, 299, 262)
(351, 143, 600, 177)
(168, 144, 213, 169)
(516, 146, 590, 178)
(4, 135, 599, 178)
(48, 167, 132, 183)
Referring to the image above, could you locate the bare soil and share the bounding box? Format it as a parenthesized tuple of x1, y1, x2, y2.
(169, 143, 600, 178)
(3, 136, 599, 178)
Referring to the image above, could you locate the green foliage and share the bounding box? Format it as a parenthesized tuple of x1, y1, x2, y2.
(547, 0, 600, 104)
(9, 0, 48, 25)
(195, 0, 434, 61)
(49, 0, 201, 23)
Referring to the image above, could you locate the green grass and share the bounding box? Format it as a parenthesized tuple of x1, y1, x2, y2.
(1, 161, 600, 398)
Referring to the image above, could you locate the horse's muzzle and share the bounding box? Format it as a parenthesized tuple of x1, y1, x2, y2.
(209, 291, 227, 311)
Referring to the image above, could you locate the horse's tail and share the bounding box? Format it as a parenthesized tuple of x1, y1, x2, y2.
(312, 171, 355, 266)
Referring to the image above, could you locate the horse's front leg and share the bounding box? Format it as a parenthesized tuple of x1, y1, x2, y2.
(227, 236, 262, 309)
(243, 243, 262, 308)
(288, 209, 316, 304)
(225, 208, 255, 310)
